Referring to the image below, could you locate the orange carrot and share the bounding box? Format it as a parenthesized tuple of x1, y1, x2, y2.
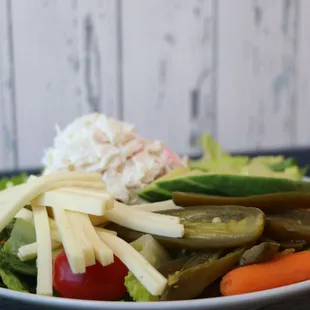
(220, 251, 310, 296)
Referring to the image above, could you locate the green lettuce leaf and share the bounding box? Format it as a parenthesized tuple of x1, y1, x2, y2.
(0, 268, 29, 292)
(125, 235, 170, 302)
(0, 251, 36, 277)
(0, 173, 27, 191)
(4, 219, 36, 255)
(189, 134, 249, 172)
(0, 219, 16, 246)
(124, 272, 159, 302)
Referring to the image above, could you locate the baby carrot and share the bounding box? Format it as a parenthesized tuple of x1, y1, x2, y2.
(220, 251, 310, 296)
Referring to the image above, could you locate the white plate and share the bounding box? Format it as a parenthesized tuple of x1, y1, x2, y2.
(1, 280, 310, 310)
(2, 177, 310, 309)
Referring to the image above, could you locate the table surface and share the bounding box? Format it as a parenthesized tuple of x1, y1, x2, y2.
(1, 295, 310, 310)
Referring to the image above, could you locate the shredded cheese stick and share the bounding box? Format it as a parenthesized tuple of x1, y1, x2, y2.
(130, 200, 183, 212)
(0, 171, 102, 232)
(18, 240, 62, 261)
(52, 207, 86, 274)
(97, 231, 167, 296)
(115, 202, 180, 224)
(95, 227, 117, 236)
(105, 208, 184, 238)
(27, 175, 106, 190)
(89, 201, 182, 226)
(67, 211, 96, 267)
(73, 212, 114, 267)
(14, 207, 33, 220)
(32, 205, 53, 296)
(33, 188, 113, 216)
(46, 215, 116, 242)
(89, 214, 108, 226)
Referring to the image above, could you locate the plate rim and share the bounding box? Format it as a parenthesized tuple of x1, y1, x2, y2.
(0, 280, 309, 309)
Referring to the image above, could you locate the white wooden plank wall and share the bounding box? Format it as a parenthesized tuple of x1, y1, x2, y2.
(10, 0, 120, 169)
(0, 0, 310, 172)
(217, 0, 299, 151)
(0, 0, 17, 170)
(122, 0, 216, 155)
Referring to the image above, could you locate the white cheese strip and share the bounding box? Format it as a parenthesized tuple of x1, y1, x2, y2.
(14, 208, 33, 220)
(27, 175, 106, 190)
(89, 201, 182, 226)
(32, 188, 113, 216)
(49, 217, 62, 242)
(67, 211, 96, 267)
(115, 202, 180, 224)
(89, 214, 108, 226)
(130, 200, 183, 212)
(18, 240, 62, 261)
(95, 227, 117, 236)
(0, 171, 103, 232)
(74, 212, 114, 267)
(32, 205, 53, 296)
(97, 231, 167, 296)
(105, 208, 184, 238)
(52, 207, 86, 274)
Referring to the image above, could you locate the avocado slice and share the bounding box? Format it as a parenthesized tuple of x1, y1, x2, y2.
(156, 171, 224, 197)
(188, 174, 310, 197)
(138, 167, 190, 202)
(157, 174, 310, 198)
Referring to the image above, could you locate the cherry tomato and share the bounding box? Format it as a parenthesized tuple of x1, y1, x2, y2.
(53, 251, 128, 301)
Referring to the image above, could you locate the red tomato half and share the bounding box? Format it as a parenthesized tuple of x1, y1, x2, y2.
(53, 251, 128, 301)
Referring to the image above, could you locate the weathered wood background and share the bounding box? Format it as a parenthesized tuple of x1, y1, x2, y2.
(0, 0, 309, 172)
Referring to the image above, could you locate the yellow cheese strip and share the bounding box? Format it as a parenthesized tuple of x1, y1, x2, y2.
(52, 207, 86, 274)
(89, 200, 182, 226)
(105, 208, 184, 238)
(0, 171, 103, 232)
(94, 227, 117, 236)
(130, 200, 183, 212)
(67, 211, 96, 267)
(32, 205, 53, 296)
(97, 231, 167, 296)
(115, 202, 180, 224)
(14, 208, 33, 221)
(32, 188, 113, 216)
(89, 214, 108, 226)
(75, 212, 114, 267)
(18, 240, 62, 261)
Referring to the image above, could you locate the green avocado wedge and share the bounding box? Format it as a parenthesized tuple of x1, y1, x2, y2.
(156, 174, 310, 198)
(139, 168, 201, 202)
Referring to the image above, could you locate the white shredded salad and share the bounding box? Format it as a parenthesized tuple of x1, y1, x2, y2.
(42, 113, 187, 203)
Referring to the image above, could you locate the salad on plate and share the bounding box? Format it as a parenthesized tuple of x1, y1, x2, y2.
(0, 113, 310, 302)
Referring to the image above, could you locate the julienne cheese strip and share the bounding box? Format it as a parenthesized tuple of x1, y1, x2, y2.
(0, 171, 103, 232)
(14, 207, 33, 221)
(115, 202, 180, 224)
(52, 206, 86, 274)
(32, 188, 113, 216)
(130, 200, 183, 212)
(31, 205, 53, 296)
(89, 200, 182, 226)
(97, 230, 167, 296)
(27, 175, 106, 192)
(105, 207, 184, 238)
(18, 240, 62, 261)
(18, 228, 116, 262)
(66, 211, 96, 267)
(73, 212, 114, 267)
